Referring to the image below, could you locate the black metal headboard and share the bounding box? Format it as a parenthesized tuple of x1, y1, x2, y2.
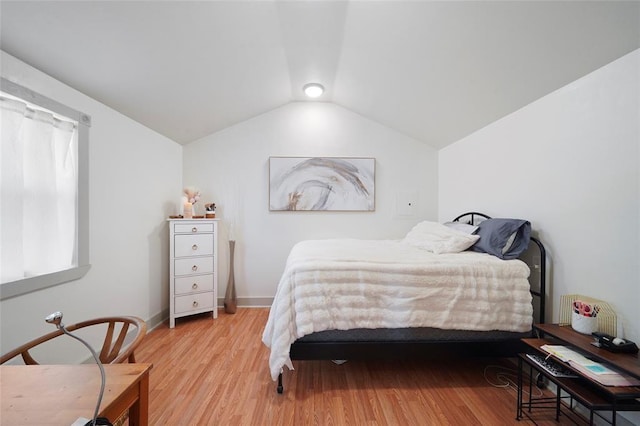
(452, 212, 546, 325)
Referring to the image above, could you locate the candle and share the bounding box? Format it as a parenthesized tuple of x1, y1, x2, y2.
(184, 201, 193, 219)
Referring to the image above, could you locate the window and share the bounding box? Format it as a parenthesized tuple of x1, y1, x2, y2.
(0, 78, 90, 300)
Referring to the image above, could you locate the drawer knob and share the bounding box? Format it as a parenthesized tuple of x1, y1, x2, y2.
(192, 283, 198, 290)
(191, 227, 198, 232)
(192, 244, 198, 251)
(192, 301, 199, 307)
(192, 265, 198, 272)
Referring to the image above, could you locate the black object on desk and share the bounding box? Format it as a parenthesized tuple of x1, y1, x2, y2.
(592, 332, 639, 354)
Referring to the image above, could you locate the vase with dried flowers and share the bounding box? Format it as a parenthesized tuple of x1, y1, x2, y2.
(183, 187, 200, 218)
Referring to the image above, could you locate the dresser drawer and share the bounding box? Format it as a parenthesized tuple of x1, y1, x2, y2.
(174, 292, 214, 314)
(174, 222, 214, 234)
(174, 257, 214, 276)
(174, 234, 214, 257)
(175, 274, 214, 295)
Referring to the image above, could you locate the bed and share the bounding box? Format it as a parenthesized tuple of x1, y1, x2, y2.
(262, 212, 547, 393)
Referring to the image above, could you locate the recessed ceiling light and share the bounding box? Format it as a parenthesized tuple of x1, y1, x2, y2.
(303, 83, 324, 98)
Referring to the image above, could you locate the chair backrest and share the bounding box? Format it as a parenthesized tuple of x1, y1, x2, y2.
(1, 316, 147, 365)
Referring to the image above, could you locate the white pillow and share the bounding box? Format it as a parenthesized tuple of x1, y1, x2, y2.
(443, 221, 479, 234)
(404, 221, 480, 254)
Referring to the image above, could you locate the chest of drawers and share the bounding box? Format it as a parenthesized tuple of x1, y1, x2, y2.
(168, 219, 219, 328)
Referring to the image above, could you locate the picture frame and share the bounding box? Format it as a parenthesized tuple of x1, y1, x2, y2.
(269, 156, 375, 211)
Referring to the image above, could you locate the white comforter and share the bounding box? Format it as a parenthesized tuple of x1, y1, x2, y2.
(262, 239, 532, 380)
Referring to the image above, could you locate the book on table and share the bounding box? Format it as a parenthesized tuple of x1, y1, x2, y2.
(540, 344, 640, 387)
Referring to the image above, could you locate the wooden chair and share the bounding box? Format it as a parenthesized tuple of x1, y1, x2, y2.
(0, 316, 147, 365)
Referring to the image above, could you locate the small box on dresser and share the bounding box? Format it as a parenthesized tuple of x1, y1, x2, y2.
(168, 219, 219, 328)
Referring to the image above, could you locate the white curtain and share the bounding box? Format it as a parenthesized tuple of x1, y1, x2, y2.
(1, 96, 78, 283)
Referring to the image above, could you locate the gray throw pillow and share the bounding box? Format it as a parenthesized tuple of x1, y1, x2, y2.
(470, 218, 531, 260)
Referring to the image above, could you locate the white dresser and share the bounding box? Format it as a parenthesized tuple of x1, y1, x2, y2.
(168, 219, 219, 328)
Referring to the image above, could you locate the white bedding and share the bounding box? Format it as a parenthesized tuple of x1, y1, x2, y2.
(261, 238, 533, 380)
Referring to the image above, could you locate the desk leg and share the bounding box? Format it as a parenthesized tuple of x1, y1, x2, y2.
(556, 386, 561, 421)
(129, 372, 150, 426)
(517, 356, 523, 420)
(527, 365, 533, 413)
(612, 399, 616, 426)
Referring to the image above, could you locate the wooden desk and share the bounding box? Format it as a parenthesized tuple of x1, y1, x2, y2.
(516, 324, 640, 425)
(1, 363, 152, 426)
(535, 323, 640, 378)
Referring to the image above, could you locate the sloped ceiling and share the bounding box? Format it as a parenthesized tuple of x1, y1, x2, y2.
(1, 1, 638, 148)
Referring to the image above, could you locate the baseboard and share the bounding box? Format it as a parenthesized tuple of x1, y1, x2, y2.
(148, 300, 271, 333)
(146, 309, 169, 332)
(217, 297, 273, 308)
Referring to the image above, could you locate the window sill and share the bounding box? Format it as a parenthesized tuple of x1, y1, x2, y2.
(0, 265, 91, 300)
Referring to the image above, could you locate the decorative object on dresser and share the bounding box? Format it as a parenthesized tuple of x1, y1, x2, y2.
(168, 219, 219, 328)
(182, 187, 201, 219)
(205, 203, 216, 218)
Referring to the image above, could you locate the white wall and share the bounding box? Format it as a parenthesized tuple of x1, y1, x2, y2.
(0, 52, 182, 362)
(439, 50, 639, 343)
(183, 102, 438, 302)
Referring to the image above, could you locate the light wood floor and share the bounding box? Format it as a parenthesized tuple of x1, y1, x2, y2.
(134, 308, 580, 425)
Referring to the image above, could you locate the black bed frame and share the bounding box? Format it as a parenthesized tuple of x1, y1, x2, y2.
(276, 212, 547, 393)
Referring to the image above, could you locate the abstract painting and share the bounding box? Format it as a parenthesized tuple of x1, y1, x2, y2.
(269, 157, 375, 211)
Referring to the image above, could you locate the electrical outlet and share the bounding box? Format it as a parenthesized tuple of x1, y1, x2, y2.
(396, 191, 418, 217)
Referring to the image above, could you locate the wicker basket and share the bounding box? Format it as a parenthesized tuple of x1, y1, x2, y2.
(559, 294, 616, 336)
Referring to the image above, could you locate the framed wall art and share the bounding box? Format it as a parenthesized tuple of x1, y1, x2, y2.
(269, 157, 375, 211)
